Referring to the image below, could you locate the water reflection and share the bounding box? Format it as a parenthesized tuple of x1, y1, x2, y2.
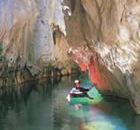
(0, 74, 139, 130)
(68, 96, 139, 130)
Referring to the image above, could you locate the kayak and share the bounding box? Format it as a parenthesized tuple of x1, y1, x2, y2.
(70, 92, 85, 98)
(69, 87, 103, 105)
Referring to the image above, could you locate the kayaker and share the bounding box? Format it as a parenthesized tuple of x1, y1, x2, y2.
(66, 79, 94, 101)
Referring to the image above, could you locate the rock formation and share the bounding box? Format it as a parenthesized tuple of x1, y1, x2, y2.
(0, 0, 79, 87)
(1, 0, 140, 113)
(65, 0, 140, 114)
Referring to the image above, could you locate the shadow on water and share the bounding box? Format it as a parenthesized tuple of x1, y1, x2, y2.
(0, 75, 61, 111)
(0, 73, 140, 130)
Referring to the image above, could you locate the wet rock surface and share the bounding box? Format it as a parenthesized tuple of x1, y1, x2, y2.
(1, 0, 140, 113)
(65, 0, 140, 114)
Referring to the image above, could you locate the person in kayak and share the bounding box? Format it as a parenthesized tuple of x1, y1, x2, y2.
(66, 79, 94, 101)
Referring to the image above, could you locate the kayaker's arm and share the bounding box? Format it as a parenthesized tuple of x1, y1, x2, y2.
(69, 88, 76, 94)
(88, 83, 95, 91)
(79, 87, 89, 92)
(79, 83, 96, 92)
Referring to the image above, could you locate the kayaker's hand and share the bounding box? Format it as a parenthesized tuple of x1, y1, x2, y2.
(92, 83, 96, 87)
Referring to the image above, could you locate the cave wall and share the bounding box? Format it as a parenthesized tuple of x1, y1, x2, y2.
(1, 0, 140, 113)
(65, 0, 140, 113)
(0, 0, 79, 87)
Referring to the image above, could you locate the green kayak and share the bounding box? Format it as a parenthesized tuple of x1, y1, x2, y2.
(70, 87, 103, 105)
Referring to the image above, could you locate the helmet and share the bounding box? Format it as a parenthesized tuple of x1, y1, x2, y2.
(74, 80, 80, 84)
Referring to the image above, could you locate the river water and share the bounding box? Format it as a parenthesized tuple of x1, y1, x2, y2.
(0, 74, 140, 130)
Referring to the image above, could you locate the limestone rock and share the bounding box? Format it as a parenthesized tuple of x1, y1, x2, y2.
(0, 0, 77, 84)
(65, 0, 140, 114)
(1, 0, 140, 114)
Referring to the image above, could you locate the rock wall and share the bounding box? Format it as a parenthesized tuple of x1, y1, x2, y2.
(1, 0, 140, 113)
(0, 0, 79, 87)
(64, 0, 140, 114)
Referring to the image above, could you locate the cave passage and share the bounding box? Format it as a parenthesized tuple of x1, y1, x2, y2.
(0, 74, 139, 130)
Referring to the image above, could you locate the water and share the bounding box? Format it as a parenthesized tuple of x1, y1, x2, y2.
(0, 74, 140, 130)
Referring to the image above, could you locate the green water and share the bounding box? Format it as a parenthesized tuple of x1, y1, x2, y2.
(0, 74, 140, 130)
